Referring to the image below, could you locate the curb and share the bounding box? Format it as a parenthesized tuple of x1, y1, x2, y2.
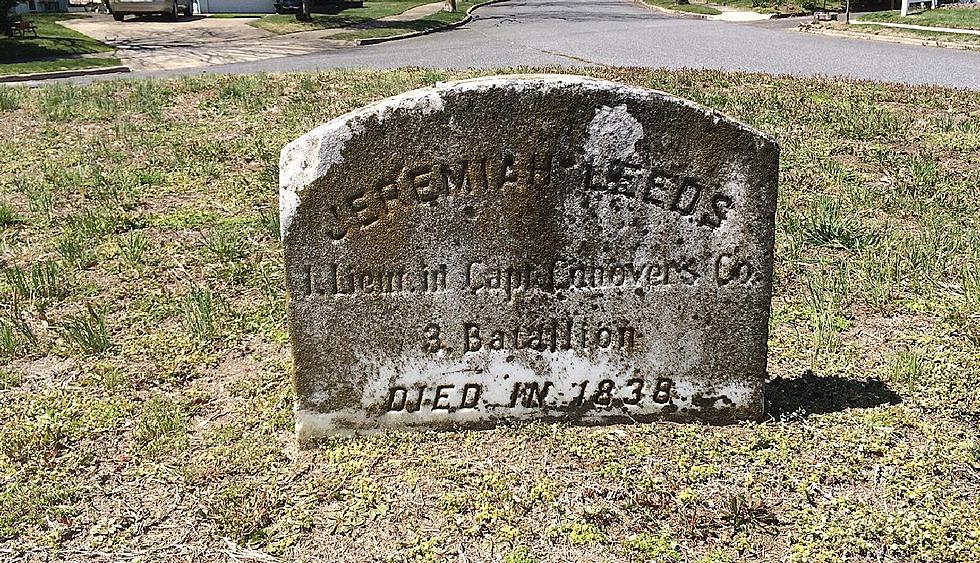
(356, 0, 509, 45)
(851, 19, 980, 36)
(0, 65, 131, 83)
(799, 24, 980, 51)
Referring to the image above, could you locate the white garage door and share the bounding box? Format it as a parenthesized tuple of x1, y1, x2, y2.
(199, 0, 275, 12)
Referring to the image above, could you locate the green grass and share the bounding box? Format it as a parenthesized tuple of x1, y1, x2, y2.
(1, 68, 979, 561)
(717, 0, 839, 14)
(0, 57, 122, 77)
(641, 0, 723, 16)
(249, 0, 436, 34)
(0, 14, 114, 66)
(331, 0, 476, 40)
(860, 7, 980, 30)
(813, 21, 980, 50)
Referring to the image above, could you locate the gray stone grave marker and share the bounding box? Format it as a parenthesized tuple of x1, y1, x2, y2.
(280, 75, 778, 441)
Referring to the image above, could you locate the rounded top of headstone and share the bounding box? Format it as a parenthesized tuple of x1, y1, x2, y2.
(278, 74, 775, 240)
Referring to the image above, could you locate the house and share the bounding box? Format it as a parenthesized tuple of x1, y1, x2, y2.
(12, 0, 69, 14)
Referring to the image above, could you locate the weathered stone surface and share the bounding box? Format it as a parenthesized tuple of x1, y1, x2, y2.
(280, 75, 778, 440)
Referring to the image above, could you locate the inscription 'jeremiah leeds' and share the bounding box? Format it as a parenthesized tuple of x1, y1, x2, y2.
(281, 76, 778, 439)
(318, 148, 735, 241)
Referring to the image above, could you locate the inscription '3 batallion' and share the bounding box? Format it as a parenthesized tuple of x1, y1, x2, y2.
(280, 75, 779, 441)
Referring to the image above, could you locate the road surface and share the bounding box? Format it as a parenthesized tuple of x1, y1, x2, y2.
(83, 0, 980, 89)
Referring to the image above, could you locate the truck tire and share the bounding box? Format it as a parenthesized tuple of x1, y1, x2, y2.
(113, 12, 124, 20)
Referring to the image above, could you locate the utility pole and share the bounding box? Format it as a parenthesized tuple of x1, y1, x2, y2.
(845, 0, 850, 23)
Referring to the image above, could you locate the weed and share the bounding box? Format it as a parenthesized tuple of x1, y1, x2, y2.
(202, 225, 246, 262)
(56, 234, 97, 270)
(59, 304, 111, 355)
(623, 532, 680, 562)
(118, 231, 149, 264)
(182, 286, 218, 340)
(802, 196, 866, 249)
(722, 493, 778, 533)
(0, 201, 22, 227)
(0, 88, 22, 111)
(40, 84, 82, 121)
(0, 369, 20, 389)
(134, 395, 189, 458)
(503, 548, 539, 563)
(26, 187, 54, 222)
(2, 297, 39, 354)
(564, 522, 605, 545)
(257, 209, 280, 240)
(0, 321, 17, 357)
(890, 350, 926, 391)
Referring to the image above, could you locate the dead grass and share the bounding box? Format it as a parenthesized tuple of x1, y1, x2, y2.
(0, 68, 979, 562)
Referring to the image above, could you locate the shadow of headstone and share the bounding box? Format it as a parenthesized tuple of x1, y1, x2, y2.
(766, 370, 902, 420)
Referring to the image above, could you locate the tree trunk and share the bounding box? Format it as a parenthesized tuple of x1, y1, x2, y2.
(443, 0, 456, 12)
(296, 0, 312, 20)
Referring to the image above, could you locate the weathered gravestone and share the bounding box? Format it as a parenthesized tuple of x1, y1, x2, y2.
(280, 75, 778, 441)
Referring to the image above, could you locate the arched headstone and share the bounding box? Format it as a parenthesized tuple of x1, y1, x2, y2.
(280, 75, 779, 440)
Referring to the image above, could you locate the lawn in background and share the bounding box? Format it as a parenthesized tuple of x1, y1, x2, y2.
(0, 68, 979, 561)
(641, 0, 723, 16)
(860, 6, 980, 30)
(249, 0, 436, 33)
(828, 20, 980, 49)
(330, 0, 476, 40)
(0, 14, 119, 76)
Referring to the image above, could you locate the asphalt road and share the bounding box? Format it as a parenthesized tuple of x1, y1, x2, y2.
(100, 0, 980, 88)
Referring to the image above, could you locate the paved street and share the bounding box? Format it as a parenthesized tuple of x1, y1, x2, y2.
(86, 0, 980, 88)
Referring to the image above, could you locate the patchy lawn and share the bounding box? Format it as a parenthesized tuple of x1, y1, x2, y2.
(1, 68, 979, 562)
(640, 0, 723, 16)
(804, 21, 980, 51)
(0, 57, 121, 78)
(860, 6, 980, 30)
(249, 0, 437, 34)
(331, 0, 476, 40)
(0, 14, 118, 75)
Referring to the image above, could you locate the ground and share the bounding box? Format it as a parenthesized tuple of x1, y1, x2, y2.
(0, 14, 119, 76)
(1, 67, 979, 562)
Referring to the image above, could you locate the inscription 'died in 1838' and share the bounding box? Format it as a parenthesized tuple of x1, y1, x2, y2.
(280, 75, 778, 441)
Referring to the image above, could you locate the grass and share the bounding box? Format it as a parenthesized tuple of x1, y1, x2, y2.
(0, 68, 979, 561)
(860, 7, 980, 30)
(643, 0, 841, 16)
(641, 0, 722, 16)
(0, 57, 122, 77)
(0, 14, 119, 76)
(719, 0, 840, 14)
(808, 21, 980, 50)
(249, 0, 437, 34)
(330, 0, 477, 40)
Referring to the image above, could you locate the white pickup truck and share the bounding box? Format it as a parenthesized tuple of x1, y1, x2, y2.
(107, 0, 193, 21)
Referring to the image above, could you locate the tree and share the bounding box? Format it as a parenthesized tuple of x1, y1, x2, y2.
(1, 0, 22, 37)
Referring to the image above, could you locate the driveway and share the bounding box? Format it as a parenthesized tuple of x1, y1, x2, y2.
(61, 14, 349, 71)
(62, 0, 980, 89)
